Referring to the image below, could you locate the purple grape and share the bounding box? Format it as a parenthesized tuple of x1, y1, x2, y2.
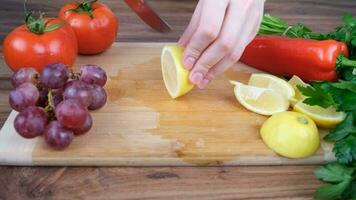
(63, 80, 92, 107)
(14, 106, 48, 138)
(11, 68, 38, 88)
(40, 63, 69, 89)
(44, 121, 74, 150)
(51, 89, 64, 106)
(9, 83, 39, 111)
(55, 99, 89, 129)
(80, 65, 107, 86)
(64, 79, 75, 89)
(73, 114, 92, 135)
(88, 84, 107, 110)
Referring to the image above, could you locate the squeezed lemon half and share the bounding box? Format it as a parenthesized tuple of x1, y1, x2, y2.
(161, 45, 194, 99)
(260, 111, 320, 159)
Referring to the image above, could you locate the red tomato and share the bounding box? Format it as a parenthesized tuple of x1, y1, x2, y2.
(3, 19, 78, 72)
(59, 1, 119, 55)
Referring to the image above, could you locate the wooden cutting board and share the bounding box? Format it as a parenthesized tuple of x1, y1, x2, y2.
(0, 43, 335, 166)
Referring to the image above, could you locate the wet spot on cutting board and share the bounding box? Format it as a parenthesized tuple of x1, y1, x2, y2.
(105, 58, 271, 166)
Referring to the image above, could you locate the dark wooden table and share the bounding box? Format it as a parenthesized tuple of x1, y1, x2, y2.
(0, 0, 355, 199)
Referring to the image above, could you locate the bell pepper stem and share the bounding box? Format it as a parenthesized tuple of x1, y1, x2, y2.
(337, 54, 356, 69)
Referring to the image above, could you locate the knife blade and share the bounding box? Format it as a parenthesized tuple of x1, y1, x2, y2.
(124, 0, 172, 33)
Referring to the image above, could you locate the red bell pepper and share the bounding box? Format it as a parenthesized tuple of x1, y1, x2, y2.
(240, 36, 356, 82)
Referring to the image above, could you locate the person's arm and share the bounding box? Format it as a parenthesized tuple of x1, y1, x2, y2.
(178, 0, 265, 89)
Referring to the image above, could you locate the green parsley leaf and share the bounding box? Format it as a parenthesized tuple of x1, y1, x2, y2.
(339, 68, 356, 81)
(315, 162, 355, 183)
(342, 180, 356, 200)
(315, 180, 351, 200)
(324, 113, 356, 142)
(297, 84, 336, 109)
(314, 163, 355, 200)
(332, 80, 356, 93)
(326, 13, 356, 59)
(333, 135, 356, 164)
(328, 86, 356, 112)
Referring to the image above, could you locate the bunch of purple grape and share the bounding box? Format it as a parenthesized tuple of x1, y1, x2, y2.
(9, 63, 107, 150)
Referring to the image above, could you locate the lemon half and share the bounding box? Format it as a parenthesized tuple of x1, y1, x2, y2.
(161, 45, 194, 99)
(261, 111, 320, 159)
(230, 81, 289, 116)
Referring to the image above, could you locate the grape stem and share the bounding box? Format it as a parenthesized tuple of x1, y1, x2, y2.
(69, 70, 81, 80)
(45, 89, 56, 120)
(32, 73, 41, 88)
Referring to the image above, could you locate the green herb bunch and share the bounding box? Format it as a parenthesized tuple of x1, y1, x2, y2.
(259, 13, 356, 200)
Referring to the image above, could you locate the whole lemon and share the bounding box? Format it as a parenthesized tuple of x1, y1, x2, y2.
(260, 111, 319, 159)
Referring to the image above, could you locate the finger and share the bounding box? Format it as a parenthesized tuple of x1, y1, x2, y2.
(189, 0, 248, 85)
(200, 2, 264, 88)
(182, 0, 229, 70)
(177, 1, 203, 47)
(199, 57, 236, 89)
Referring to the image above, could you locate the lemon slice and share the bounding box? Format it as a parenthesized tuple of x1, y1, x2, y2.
(293, 102, 346, 129)
(161, 45, 194, 99)
(288, 75, 309, 101)
(248, 73, 295, 100)
(230, 81, 289, 116)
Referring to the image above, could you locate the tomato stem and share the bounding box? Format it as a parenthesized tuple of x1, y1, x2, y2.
(23, 0, 63, 34)
(66, 0, 98, 19)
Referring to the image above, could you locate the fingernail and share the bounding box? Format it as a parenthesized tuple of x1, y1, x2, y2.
(198, 78, 210, 89)
(183, 56, 195, 69)
(190, 72, 204, 84)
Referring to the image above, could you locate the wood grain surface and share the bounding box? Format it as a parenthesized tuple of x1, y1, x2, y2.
(0, 0, 355, 199)
(0, 43, 335, 166)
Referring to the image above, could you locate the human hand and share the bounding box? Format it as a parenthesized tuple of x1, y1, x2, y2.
(178, 0, 265, 89)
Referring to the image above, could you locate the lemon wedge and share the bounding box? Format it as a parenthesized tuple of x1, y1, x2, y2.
(161, 45, 194, 98)
(288, 75, 346, 128)
(293, 102, 346, 129)
(261, 111, 319, 159)
(248, 73, 295, 100)
(288, 75, 309, 101)
(230, 81, 289, 116)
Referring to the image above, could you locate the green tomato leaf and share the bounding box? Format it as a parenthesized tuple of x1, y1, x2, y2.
(44, 21, 64, 33)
